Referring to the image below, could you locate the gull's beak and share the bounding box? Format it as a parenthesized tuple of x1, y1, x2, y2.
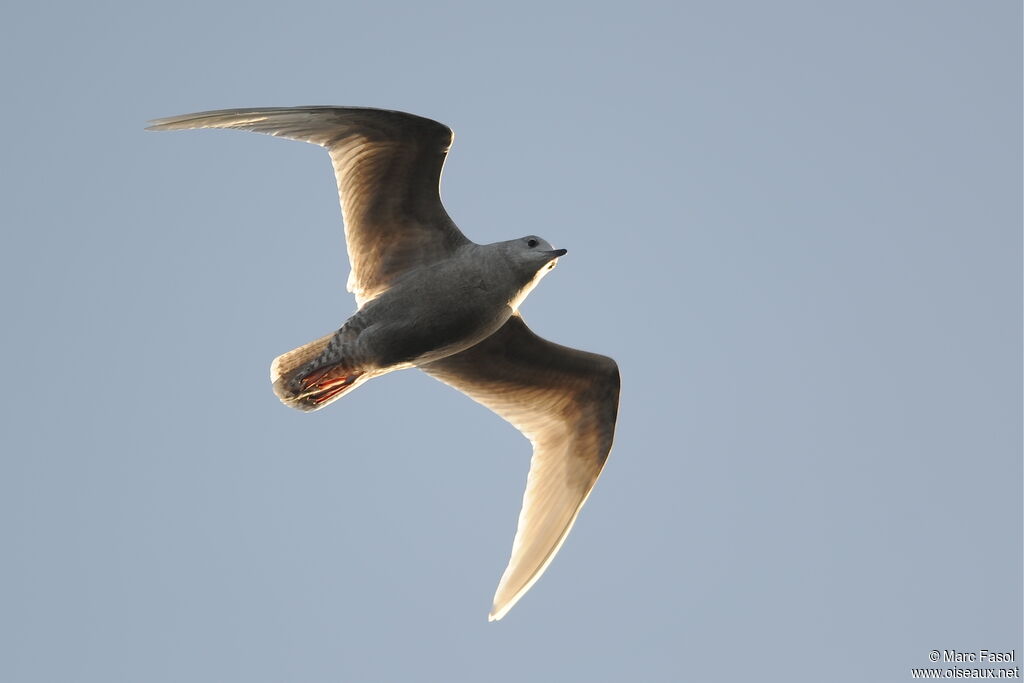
(548, 248, 568, 260)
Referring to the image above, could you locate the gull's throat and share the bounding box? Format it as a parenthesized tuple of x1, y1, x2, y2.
(509, 263, 556, 312)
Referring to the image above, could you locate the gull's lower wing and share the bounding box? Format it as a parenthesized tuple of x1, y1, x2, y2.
(420, 314, 620, 621)
(147, 106, 470, 305)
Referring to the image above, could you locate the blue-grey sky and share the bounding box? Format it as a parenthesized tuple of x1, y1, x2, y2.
(1, 1, 1020, 681)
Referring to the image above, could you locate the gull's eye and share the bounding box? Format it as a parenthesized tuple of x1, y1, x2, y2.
(527, 238, 538, 248)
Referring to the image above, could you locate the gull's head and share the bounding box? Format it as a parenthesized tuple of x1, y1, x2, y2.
(502, 235, 567, 310)
(505, 235, 567, 276)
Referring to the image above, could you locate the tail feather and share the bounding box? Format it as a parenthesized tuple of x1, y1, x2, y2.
(270, 332, 335, 386)
(271, 333, 367, 412)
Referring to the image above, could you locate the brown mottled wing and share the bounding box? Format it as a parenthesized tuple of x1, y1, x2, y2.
(147, 106, 469, 305)
(420, 314, 620, 621)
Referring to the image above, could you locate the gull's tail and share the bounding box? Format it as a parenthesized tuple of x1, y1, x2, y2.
(271, 333, 367, 412)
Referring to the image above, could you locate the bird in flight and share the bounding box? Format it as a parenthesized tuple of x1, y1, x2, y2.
(147, 106, 620, 621)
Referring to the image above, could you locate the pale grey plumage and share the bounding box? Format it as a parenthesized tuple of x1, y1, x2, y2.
(147, 106, 620, 621)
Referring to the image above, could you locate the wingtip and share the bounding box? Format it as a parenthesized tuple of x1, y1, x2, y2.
(488, 601, 512, 622)
(143, 112, 224, 132)
(145, 115, 196, 132)
(145, 117, 177, 132)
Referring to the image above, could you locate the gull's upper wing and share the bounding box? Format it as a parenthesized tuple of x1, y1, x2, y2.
(420, 315, 620, 621)
(147, 106, 469, 305)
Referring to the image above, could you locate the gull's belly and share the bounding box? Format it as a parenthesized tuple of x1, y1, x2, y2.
(354, 271, 514, 368)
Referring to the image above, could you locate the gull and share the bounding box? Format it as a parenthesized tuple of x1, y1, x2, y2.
(147, 106, 620, 621)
